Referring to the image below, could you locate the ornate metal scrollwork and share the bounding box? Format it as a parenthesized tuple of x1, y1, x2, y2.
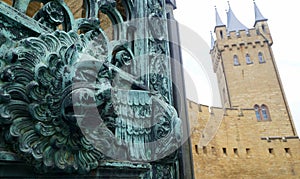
(33, 1, 65, 30)
(0, 0, 182, 177)
(0, 30, 106, 173)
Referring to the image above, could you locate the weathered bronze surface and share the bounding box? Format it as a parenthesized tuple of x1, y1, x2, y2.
(0, 0, 185, 178)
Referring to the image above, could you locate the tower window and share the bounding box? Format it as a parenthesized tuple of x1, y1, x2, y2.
(222, 148, 227, 156)
(269, 148, 274, 155)
(233, 148, 239, 156)
(254, 104, 271, 121)
(254, 104, 261, 121)
(246, 148, 251, 156)
(262, 24, 266, 33)
(246, 54, 253, 64)
(258, 52, 265, 63)
(285, 148, 291, 155)
(233, 55, 240, 66)
(220, 30, 223, 39)
(261, 105, 270, 120)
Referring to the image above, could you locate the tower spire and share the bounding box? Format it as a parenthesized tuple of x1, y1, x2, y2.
(254, 0, 268, 26)
(226, 1, 248, 33)
(215, 6, 225, 27)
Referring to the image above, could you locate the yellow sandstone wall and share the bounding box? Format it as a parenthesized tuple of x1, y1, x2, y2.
(188, 100, 300, 179)
(211, 24, 297, 138)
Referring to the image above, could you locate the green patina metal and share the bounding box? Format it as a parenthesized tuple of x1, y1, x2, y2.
(0, 0, 186, 178)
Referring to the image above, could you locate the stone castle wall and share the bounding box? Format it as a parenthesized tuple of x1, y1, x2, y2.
(188, 99, 300, 179)
(211, 24, 297, 137)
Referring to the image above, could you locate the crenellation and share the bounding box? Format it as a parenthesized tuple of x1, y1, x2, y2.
(249, 28, 258, 36)
(239, 30, 248, 37)
(213, 28, 271, 52)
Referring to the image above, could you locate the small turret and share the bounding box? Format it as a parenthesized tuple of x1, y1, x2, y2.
(253, 1, 272, 44)
(253, 0, 267, 26)
(214, 6, 226, 40)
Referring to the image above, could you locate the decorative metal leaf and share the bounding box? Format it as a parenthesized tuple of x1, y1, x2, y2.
(0, 30, 106, 173)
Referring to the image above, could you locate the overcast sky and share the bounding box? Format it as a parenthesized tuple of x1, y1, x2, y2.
(173, 0, 300, 134)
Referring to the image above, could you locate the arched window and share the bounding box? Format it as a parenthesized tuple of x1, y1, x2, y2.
(233, 55, 240, 66)
(254, 105, 261, 121)
(254, 104, 271, 121)
(220, 30, 223, 39)
(246, 54, 252, 64)
(262, 24, 266, 33)
(261, 105, 270, 120)
(258, 52, 265, 63)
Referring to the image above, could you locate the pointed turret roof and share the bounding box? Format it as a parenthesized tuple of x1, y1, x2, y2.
(215, 6, 225, 27)
(226, 2, 248, 32)
(210, 31, 215, 50)
(254, 1, 267, 26)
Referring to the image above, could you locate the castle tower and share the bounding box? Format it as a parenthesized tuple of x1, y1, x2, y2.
(210, 2, 297, 136)
(188, 2, 300, 178)
(0, 0, 194, 178)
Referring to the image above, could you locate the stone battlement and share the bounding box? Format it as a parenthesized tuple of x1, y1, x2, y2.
(212, 27, 273, 52)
